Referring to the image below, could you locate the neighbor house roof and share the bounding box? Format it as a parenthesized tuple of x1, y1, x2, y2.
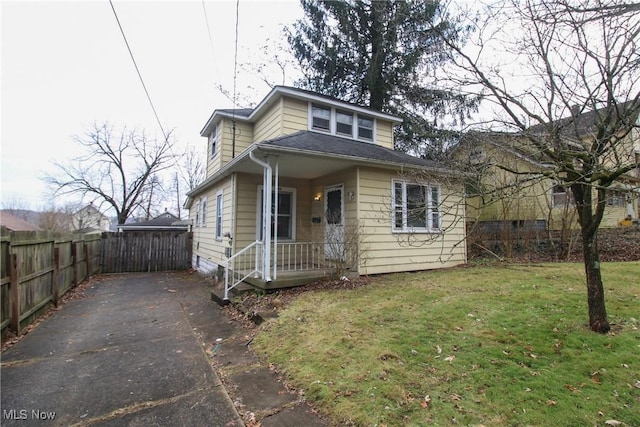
(528, 101, 640, 138)
(117, 212, 189, 231)
(0, 212, 41, 231)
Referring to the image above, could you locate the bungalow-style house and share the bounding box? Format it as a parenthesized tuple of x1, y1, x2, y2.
(72, 203, 111, 234)
(117, 211, 189, 232)
(454, 104, 640, 233)
(185, 86, 466, 298)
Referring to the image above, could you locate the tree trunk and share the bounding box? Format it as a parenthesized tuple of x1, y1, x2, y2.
(581, 225, 610, 333)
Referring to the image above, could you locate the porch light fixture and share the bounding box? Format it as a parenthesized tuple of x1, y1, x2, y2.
(314, 194, 322, 202)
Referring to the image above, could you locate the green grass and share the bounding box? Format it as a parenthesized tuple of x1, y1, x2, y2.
(252, 262, 640, 426)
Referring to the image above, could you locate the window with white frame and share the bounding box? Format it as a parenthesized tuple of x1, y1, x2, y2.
(606, 190, 626, 207)
(392, 180, 441, 232)
(336, 109, 354, 136)
(201, 197, 207, 227)
(309, 103, 376, 142)
(551, 184, 573, 208)
(311, 104, 331, 131)
(209, 125, 218, 158)
(195, 201, 200, 227)
(256, 187, 296, 240)
(357, 115, 374, 141)
(215, 192, 223, 240)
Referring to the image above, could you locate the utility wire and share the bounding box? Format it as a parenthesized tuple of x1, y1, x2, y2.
(108, 0, 169, 144)
(231, 0, 240, 157)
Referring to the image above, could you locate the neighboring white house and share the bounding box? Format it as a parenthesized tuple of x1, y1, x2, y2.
(185, 86, 467, 297)
(72, 204, 111, 233)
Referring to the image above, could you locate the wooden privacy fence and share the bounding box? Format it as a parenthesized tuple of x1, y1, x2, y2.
(100, 231, 193, 273)
(1, 228, 101, 338)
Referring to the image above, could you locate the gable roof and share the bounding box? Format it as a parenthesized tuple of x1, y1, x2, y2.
(527, 101, 640, 138)
(260, 131, 439, 169)
(200, 86, 403, 137)
(186, 131, 461, 207)
(0, 212, 41, 231)
(118, 212, 187, 230)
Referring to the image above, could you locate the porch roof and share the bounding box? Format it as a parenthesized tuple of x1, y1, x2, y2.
(185, 131, 459, 207)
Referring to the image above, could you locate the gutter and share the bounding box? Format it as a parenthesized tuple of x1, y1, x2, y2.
(248, 151, 272, 282)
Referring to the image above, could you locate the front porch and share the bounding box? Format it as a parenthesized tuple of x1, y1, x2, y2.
(222, 240, 357, 300)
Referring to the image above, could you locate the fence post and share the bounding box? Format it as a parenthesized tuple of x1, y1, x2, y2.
(83, 243, 90, 281)
(8, 253, 20, 334)
(71, 241, 78, 286)
(53, 247, 60, 307)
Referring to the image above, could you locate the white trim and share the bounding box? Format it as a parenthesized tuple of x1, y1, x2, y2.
(256, 185, 297, 241)
(308, 101, 378, 143)
(201, 196, 207, 227)
(391, 179, 442, 233)
(215, 190, 223, 240)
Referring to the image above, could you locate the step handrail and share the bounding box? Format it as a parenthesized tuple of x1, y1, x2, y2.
(223, 241, 262, 300)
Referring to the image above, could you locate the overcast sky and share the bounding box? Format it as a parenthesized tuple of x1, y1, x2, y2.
(1, 0, 303, 211)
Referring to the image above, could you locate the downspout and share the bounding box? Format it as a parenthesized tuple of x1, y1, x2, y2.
(273, 158, 279, 280)
(249, 150, 272, 282)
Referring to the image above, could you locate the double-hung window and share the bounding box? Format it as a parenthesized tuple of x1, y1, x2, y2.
(336, 110, 354, 136)
(201, 197, 207, 227)
(215, 192, 223, 240)
(195, 201, 200, 227)
(551, 184, 573, 208)
(257, 187, 296, 240)
(309, 103, 376, 142)
(311, 104, 331, 131)
(357, 116, 374, 141)
(392, 180, 441, 232)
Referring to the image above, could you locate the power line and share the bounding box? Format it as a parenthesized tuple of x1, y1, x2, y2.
(108, 0, 169, 144)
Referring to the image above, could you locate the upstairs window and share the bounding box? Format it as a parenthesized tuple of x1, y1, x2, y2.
(209, 125, 218, 158)
(311, 104, 330, 131)
(336, 110, 354, 136)
(309, 103, 376, 142)
(357, 116, 374, 141)
(392, 180, 441, 232)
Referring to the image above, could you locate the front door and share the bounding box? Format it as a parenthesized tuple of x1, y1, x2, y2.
(324, 184, 344, 260)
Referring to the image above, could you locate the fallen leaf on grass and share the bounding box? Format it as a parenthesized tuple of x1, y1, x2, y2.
(604, 420, 624, 426)
(444, 355, 456, 362)
(420, 395, 431, 409)
(546, 400, 557, 406)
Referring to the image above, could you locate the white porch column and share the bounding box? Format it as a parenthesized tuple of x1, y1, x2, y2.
(249, 151, 272, 282)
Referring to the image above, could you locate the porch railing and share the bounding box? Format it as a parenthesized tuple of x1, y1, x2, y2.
(224, 241, 357, 299)
(223, 241, 262, 300)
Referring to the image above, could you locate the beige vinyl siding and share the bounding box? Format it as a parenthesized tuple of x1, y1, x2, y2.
(357, 167, 466, 275)
(254, 100, 284, 142)
(375, 120, 394, 149)
(233, 173, 313, 253)
(206, 118, 254, 177)
(281, 98, 308, 135)
(191, 178, 234, 272)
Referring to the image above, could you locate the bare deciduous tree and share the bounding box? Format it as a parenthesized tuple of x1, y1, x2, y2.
(437, 0, 640, 332)
(44, 123, 177, 225)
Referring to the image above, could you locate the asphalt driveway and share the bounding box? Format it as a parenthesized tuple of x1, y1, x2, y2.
(1, 273, 243, 426)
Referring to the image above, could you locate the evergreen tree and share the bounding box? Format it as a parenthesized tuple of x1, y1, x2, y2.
(288, 0, 476, 157)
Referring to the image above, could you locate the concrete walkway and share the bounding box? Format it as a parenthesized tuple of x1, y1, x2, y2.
(1, 272, 327, 426)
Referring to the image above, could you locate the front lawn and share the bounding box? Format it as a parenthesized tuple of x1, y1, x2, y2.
(252, 262, 640, 426)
